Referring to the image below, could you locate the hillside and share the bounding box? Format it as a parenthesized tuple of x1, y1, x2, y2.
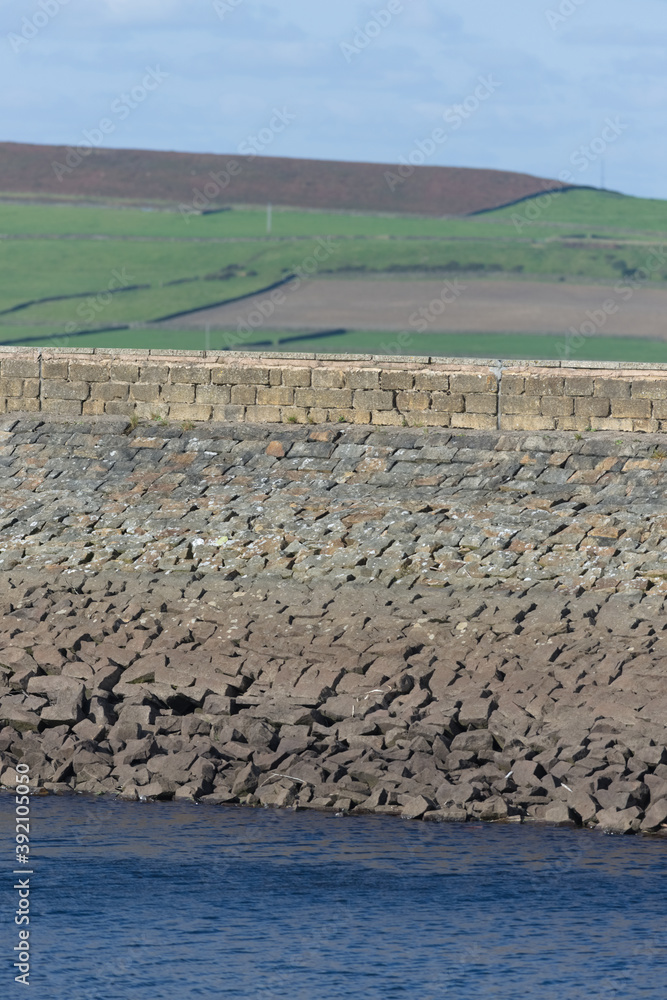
(0, 141, 574, 216)
(3, 183, 667, 362)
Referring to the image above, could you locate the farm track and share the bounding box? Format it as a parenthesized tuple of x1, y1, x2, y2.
(2, 233, 666, 248)
(159, 277, 667, 341)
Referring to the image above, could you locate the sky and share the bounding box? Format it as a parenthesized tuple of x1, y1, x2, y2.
(1, 0, 666, 199)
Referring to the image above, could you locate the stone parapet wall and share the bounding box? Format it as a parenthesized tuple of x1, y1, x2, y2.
(2, 347, 667, 433)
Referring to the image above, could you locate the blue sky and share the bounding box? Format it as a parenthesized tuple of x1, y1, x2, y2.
(1, 0, 666, 198)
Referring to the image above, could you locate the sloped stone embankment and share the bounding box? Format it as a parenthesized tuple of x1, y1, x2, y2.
(1, 415, 667, 835)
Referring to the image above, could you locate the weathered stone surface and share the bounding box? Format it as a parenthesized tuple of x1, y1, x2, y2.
(0, 417, 665, 833)
(595, 807, 642, 834)
(401, 794, 436, 819)
(640, 799, 667, 832)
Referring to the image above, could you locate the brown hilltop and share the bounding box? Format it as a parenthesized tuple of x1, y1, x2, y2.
(0, 141, 574, 216)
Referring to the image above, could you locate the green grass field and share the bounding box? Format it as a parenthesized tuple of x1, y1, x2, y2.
(2, 188, 667, 360)
(491, 188, 667, 234)
(3, 188, 667, 238)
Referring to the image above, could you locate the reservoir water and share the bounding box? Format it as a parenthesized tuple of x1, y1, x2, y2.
(2, 796, 666, 999)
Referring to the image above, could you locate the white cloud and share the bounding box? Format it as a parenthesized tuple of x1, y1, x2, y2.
(1, 0, 667, 197)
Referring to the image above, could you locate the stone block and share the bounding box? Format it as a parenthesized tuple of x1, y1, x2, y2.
(312, 369, 344, 388)
(69, 362, 109, 382)
(396, 391, 430, 411)
(631, 379, 667, 399)
(553, 416, 580, 431)
(138, 364, 170, 383)
(501, 374, 525, 395)
(421, 411, 452, 426)
(212, 365, 270, 385)
(541, 396, 574, 416)
(245, 405, 282, 423)
(2, 359, 40, 379)
(195, 384, 232, 405)
(231, 385, 257, 405)
(212, 405, 246, 422)
(277, 407, 308, 423)
(295, 388, 353, 408)
(450, 372, 497, 393)
(575, 396, 610, 418)
(82, 400, 106, 415)
(431, 392, 464, 412)
(630, 418, 659, 433)
(41, 360, 69, 379)
(594, 378, 630, 398)
(579, 416, 633, 432)
(41, 398, 82, 416)
(90, 382, 129, 401)
(610, 399, 652, 419)
(130, 383, 161, 403)
(160, 384, 195, 403)
(347, 369, 380, 389)
(465, 393, 497, 414)
(7, 398, 39, 412)
(133, 401, 166, 419)
(401, 411, 428, 427)
(334, 408, 371, 425)
(500, 395, 541, 414)
(168, 403, 212, 421)
(110, 363, 139, 382)
(169, 364, 211, 385)
(523, 376, 564, 396)
(414, 371, 449, 391)
(501, 414, 556, 431)
(565, 377, 595, 396)
(42, 380, 90, 400)
(257, 386, 294, 406)
(0, 378, 23, 397)
(381, 370, 414, 390)
(104, 401, 135, 416)
(652, 400, 667, 419)
(371, 410, 405, 426)
(450, 413, 497, 430)
(351, 389, 394, 410)
(281, 368, 312, 387)
(22, 379, 39, 398)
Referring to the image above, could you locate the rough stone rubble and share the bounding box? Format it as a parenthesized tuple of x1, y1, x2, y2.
(1, 415, 667, 835)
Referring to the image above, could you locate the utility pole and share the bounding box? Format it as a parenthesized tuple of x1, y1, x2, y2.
(267, 203, 272, 234)
(600, 158, 605, 190)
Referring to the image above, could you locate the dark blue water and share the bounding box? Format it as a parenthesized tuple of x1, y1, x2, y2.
(1, 796, 666, 999)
